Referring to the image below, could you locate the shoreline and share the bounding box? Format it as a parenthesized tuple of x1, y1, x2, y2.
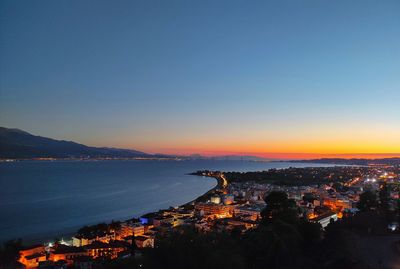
(4, 172, 221, 246)
(182, 173, 225, 206)
(3, 162, 345, 245)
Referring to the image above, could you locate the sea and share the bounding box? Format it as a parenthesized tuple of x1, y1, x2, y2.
(0, 160, 334, 244)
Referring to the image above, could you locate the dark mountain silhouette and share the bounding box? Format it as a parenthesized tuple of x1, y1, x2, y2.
(0, 127, 149, 159)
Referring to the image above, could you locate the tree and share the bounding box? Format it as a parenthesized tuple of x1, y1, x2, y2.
(397, 198, 400, 223)
(298, 220, 322, 246)
(302, 192, 315, 203)
(109, 220, 121, 232)
(77, 222, 108, 237)
(129, 234, 136, 256)
(261, 191, 298, 224)
(379, 182, 391, 215)
(0, 239, 22, 269)
(143, 226, 246, 269)
(357, 190, 377, 212)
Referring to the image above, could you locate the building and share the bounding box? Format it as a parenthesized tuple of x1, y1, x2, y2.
(312, 211, 338, 228)
(222, 194, 234, 205)
(226, 219, 258, 230)
(48, 245, 87, 265)
(195, 203, 233, 218)
(234, 204, 262, 221)
(85, 241, 126, 259)
(134, 236, 155, 248)
(210, 195, 221, 204)
(167, 209, 194, 219)
(118, 222, 145, 238)
(72, 232, 115, 247)
(323, 198, 352, 211)
(140, 212, 158, 225)
(19, 245, 46, 268)
(153, 215, 175, 227)
(72, 236, 93, 247)
(20, 253, 46, 268)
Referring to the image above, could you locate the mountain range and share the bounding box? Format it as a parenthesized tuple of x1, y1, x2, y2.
(0, 127, 277, 160)
(0, 127, 149, 159)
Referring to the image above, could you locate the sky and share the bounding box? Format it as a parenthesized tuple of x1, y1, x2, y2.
(1, 0, 400, 159)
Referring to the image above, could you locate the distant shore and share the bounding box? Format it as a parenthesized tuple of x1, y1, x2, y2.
(0, 157, 186, 162)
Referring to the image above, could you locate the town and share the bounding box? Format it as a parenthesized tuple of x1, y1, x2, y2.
(8, 164, 399, 269)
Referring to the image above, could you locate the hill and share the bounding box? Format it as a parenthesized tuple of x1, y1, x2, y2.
(0, 127, 149, 159)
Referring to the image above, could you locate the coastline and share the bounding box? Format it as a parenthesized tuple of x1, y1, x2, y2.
(5, 172, 220, 246)
(2, 161, 340, 245)
(182, 173, 225, 206)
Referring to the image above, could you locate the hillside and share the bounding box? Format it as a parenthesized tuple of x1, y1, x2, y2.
(0, 127, 148, 159)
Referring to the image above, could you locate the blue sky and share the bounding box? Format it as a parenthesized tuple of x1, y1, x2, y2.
(1, 0, 399, 155)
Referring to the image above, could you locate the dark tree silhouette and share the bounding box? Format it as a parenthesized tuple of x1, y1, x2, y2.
(379, 183, 390, 211)
(261, 191, 298, 224)
(0, 239, 22, 269)
(357, 190, 378, 212)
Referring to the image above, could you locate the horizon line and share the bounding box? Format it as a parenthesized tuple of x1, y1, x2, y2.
(151, 151, 400, 160)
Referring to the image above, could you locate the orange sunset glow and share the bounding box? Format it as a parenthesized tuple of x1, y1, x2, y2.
(103, 126, 400, 159)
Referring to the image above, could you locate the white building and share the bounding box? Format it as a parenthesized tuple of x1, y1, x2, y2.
(313, 212, 338, 229)
(210, 195, 221, 204)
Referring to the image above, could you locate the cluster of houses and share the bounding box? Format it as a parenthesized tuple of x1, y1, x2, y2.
(18, 240, 133, 269)
(18, 220, 154, 269)
(18, 167, 397, 268)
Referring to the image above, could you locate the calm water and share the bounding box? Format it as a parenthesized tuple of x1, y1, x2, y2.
(0, 160, 332, 243)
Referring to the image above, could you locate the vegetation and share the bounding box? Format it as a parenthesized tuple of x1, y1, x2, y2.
(0, 239, 22, 269)
(194, 167, 370, 186)
(104, 185, 400, 269)
(77, 221, 121, 238)
(357, 190, 378, 212)
(103, 191, 375, 269)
